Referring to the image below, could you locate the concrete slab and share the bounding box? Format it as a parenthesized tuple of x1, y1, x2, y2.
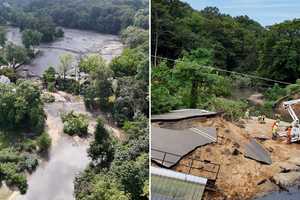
(152, 109, 219, 122)
(244, 138, 272, 165)
(151, 126, 217, 167)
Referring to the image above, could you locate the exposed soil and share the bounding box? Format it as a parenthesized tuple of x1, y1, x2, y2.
(156, 116, 300, 200)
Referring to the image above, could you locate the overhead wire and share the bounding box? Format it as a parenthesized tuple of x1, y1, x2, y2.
(151, 55, 293, 85)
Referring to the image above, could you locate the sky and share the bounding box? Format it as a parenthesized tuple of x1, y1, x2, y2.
(182, 0, 300, 26)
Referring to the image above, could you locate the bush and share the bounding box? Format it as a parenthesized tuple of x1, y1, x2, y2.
(0, 163, 28, 194)
(19, 154, 38, 173)
(265, 83, 286, 101)
(61, 111, 89, 137)
(208, 97, 248, 121)
(0, 67, 17, 82)
(56, 78, 80, 95)
(42, 93, 55, 103)
(36, 132, 51, 152)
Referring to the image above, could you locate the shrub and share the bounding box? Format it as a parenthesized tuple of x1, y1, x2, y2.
(36, 132, 51, 152)
(56, 78, 80, 95)
(42, 93, 55, 103)
(61, 111, 89, 137)
(0, 67, 17, 82)
(19, 154, 38, 173)
(208, 97, 248, 121)
(0, 163, 28, 194)
(265, 83, 286, 101)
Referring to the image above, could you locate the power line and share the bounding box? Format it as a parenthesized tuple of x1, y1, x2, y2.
(151, 55, 292, 85)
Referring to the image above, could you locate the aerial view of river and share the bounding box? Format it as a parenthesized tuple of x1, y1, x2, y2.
(2, 27, 124, 200)
(6, 27, 123, 76)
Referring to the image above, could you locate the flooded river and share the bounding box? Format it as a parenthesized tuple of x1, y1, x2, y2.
(6, 27, 123, 76)
(3, 26, 124, 200)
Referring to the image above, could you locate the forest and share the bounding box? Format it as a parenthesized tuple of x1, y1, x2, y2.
(151, 0, 300, 120)
(0, 0, 148, 199)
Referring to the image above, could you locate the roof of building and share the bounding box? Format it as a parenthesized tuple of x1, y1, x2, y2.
(152, 109, 219, 122)
(151, 125, 217, 168)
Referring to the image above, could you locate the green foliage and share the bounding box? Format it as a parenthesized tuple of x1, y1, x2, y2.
(0, 27, 7, 47)
(36, 132, 51, 152)
(121, 26, 148, 49)
(110, 48, 142, 77)
(152, 0, 263, 70)
(59, 54, 73, 80)
(258, 20, 300, 82)
(1, 0, 147, 35)
(61, 111, 89, 137)
(2, 43, 29, 69)
(21, 29, 42, 49)
(0, 80, 45, 134)
(89, 61, 114, 111)
(113, 77, 148, 125)
(285, 79, 300, 94)
(43, 66, 56, 83)
(75, 171, 130, 200)
(88, 118, 114, 167)
(41, 93, 55, 103)
(209, 97, 248, 121)
(79, 54, 106, 74)
(56, 78, 80, 95)
(123, 114, 148, 140)
(19, 154, 38, 173)
(0, 67, 17, 82)
(43, 66, 56, 91)
(0, 163, 28, 194)
(265, 83, 286, 101)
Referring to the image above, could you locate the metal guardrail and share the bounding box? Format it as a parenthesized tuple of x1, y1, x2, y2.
(151, 148, 220, 182)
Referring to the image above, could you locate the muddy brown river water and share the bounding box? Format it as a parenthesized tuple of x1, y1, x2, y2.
(3, 27, 123, 200)
(6, 27, 123, 76)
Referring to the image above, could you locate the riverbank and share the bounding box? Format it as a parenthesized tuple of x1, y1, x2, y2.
(3, 91, 125, 200)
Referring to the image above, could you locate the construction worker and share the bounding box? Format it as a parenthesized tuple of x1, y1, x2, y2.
(244, 109, 250, 120)
(258, 114, 266, 124)
(272, 120, 280, 140)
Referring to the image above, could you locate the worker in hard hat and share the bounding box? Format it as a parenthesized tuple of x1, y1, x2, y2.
(272, 119, 280, 139)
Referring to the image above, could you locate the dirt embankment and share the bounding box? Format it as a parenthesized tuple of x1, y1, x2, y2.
(159, 117, 300, 200)
(275, 93, 300, 120)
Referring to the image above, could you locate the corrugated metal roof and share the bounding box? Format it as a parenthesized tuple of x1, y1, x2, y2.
(151, 126, 217, 168)
(244, 138, 272, 165)
(152, 109, 219, 122)
(151, 166, 207, 185)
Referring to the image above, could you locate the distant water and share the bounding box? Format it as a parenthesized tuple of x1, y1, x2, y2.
(255, 186, 300, 200)
(6, 27, 123, 76)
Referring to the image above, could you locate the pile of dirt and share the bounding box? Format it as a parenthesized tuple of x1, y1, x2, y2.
(157, 116, 300, 200)
(275, 93, 300, 120)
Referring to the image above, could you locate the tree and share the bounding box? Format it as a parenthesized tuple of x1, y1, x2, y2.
(43, 66, 56, 91)
(36, 132, 52, 152)
(173, 48, 217, 108)
(59, 54, 73, 80)
(258, 19, 300, 82)
(79, 54, 106, 74)
(0, 80, 45, 134)
(0, 27, 6, 47)
(110, 48, 142, 77)
(91, 62, 114, 111)
(88, 119, 114, 167)
(22, 29, 43, 49)
(3, 43, 29, 69)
